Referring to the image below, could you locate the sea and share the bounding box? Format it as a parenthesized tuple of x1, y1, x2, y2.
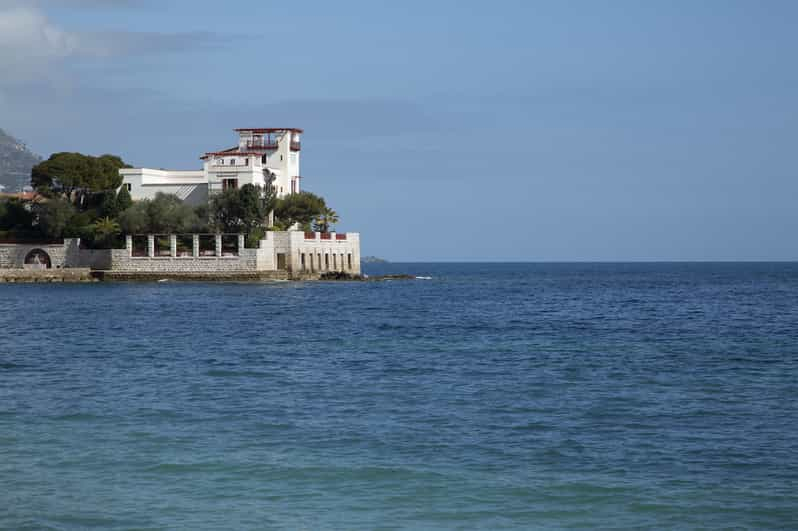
(1, 262, 797, 530)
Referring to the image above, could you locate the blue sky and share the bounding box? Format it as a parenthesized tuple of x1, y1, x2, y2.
(1, 0, 796, 260)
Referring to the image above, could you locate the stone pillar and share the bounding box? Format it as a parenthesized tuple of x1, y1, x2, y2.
(215, 234, 222, 257)
(238, 233, 245, 253)
(147, 235, 155, 258)
(125, 235, 133, 257)
(192, 234, 199, 257)
(170, 234, 177, 257)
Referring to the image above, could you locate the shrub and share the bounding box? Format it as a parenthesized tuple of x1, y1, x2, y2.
(34, 198, 75, 239)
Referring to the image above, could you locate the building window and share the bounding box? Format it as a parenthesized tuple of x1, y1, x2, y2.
(290, 179, 296, 194)
(125, 183, 132, 192)
(222, 178, 238, 191)
(230, 158, 236, 165)
(244, 158, 249, 166)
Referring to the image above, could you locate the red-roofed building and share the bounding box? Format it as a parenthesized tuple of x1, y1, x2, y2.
(0, 191, 47, 203)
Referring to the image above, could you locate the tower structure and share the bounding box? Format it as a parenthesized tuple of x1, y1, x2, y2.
(202, 128, 302, 198)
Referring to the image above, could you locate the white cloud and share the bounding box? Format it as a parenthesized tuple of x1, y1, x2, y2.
(0, 5, 80, 81)
(0, 3, 230, 87)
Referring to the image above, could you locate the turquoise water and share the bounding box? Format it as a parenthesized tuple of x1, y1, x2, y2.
(1, 263, 797, 529)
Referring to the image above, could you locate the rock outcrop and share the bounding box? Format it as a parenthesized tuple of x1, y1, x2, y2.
(0, 128, 41, 192)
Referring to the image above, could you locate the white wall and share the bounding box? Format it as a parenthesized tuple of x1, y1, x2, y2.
(120, 168, 207, 205)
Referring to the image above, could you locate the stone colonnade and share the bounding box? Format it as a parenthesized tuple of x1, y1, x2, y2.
(297, 249, 356, 273)
(127, 234, 245, 258)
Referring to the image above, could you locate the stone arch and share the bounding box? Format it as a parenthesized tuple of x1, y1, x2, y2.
(24, 249, 52, 269)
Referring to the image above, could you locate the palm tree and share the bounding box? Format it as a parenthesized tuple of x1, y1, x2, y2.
(91, 216, 121, 248)
(313, 208, 340, 233)
(324, 208, 339, 232)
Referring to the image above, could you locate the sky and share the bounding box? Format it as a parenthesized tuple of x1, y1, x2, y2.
(0, 0, 796, 261)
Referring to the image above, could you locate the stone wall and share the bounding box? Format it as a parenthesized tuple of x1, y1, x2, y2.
(110, 249, 259, 272)
(0, 239, 115, 270)
(1, 231, 362, 277)
(76, 248, 113, 270)
(108, 232, 361, 275)
(0, 241, 71, 269)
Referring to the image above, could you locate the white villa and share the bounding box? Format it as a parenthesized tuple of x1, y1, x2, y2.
(108, 127, 360, 277)
(1, 127, 361, 278)
(120, 128, 304, 205)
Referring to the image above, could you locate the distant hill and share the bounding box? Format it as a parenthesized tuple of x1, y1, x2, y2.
(361, 256, 388, 264)
(0, 128, 40, 192)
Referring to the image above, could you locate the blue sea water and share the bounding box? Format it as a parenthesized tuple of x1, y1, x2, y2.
(1, 262, 797, 529)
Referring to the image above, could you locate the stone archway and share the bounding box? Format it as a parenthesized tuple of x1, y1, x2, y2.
(24, 249, 52, 269)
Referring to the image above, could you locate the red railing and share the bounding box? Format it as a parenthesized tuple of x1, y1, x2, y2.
(304, 231, 316, 240)
(336, 233, 347, 240)
(320, 232, 331, 240)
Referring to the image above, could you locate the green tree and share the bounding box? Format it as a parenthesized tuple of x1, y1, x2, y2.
(90, 217, 121, 248)
(146, 193, 199, 233)
(116, 186, 133, 212)
(273, 191, 326, 231)
(98, 190, 120, 218)
(34, 198, 75, 239)
(245, 226, 266, 248)
(118, 201, 150, 234)
(210, 184, 273, 233)
(31, 152, 128, 204)
(64, 211, 94, 239)
(0, 199, 34, 231)
(313, 208, 340, 233)
(117, 193, 200, 234)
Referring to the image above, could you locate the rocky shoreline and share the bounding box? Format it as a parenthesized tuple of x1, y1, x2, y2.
(0, 268, 95, 283)
(0, 269, 416, 283)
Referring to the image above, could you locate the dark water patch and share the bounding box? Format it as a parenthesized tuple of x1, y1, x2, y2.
(0, 361, 27, 370)
(205, 369, 273, 378)
(145, 462, 230, 474)
(50, 412, 103, 422)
